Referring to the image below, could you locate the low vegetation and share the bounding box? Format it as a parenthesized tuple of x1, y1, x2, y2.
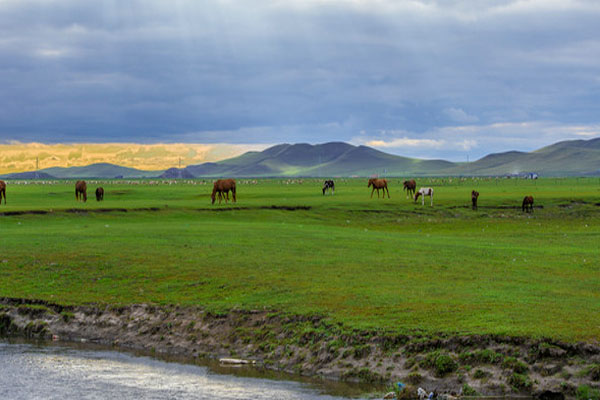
(0, 177, 599, 342)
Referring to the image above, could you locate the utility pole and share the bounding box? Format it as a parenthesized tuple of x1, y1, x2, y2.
(179, 157, 182, 169)
(36, 157, 39, 170)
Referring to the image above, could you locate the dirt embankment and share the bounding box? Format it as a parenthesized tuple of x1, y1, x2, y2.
(1, 298, 599, 398)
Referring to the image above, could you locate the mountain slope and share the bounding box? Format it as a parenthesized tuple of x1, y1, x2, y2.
(2, 137, 599, 178)
(186, 142, 454, 177)
(38, 163, 157, 179)
(454, 137, 600, 176)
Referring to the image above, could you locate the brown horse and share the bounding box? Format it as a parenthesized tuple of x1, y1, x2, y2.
(75, 180, 87, 202)
(368, 178, 390, 198)
(0, 180, 6, 205)
(471, 190, 479, 210)
(95, 187, 104, 201)
(211, 179, 236, 204)
(403, 179, 416, 199)
(522, 195, 534, 213)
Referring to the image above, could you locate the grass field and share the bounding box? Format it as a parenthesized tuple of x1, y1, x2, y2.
(0, 177, 599, 341)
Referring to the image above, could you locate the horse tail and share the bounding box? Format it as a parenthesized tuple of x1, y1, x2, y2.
(232, 184, 236, 202)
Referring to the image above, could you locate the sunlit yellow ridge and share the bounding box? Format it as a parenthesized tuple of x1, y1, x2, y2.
(0, 142, 268, 174)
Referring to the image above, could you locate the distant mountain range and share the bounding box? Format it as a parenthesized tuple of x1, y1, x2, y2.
(1, 138, 599, 179)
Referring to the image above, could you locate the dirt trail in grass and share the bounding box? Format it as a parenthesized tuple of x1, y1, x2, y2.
(2, 298, 599, 398)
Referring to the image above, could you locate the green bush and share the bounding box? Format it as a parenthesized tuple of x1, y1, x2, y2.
(421, 351, 458, 377)
(473, 368, 489, 379)
(587, 364, 600, 381)
(508, 373, 532, 390)
(459, 349, 503, 365)
(502, 356, 529, 374)
(405, 372, 423, 384)
(576, 385, 600, 400)
(462, 383, 479, 396)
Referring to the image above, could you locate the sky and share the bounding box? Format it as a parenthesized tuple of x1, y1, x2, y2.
(1, 0, 599, 162)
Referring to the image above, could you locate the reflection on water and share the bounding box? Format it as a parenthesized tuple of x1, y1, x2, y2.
(0, 341, 369, 400)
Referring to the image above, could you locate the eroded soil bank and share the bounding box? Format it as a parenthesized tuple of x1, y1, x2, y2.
(1, 298, 599, 398)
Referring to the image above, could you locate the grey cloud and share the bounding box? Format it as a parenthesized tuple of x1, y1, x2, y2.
(0, 0, 599, 158)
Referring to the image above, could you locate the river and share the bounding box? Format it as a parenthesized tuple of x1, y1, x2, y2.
(0, 341, 372, 400)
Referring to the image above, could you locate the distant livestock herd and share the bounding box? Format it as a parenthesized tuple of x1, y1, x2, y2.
(0, 178, 536, 212)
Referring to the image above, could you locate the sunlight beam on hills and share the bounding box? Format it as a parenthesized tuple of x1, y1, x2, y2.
(0, 142, 269, 174)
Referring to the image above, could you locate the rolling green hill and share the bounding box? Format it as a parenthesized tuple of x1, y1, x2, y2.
(186, 142, 454, 177)
(453, 137, 600, 176)
(2, 138, 599, 178)
(16, 163, 156, 179)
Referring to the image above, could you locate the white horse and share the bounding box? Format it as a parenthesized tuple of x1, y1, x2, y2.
(414, 187, 434, 206)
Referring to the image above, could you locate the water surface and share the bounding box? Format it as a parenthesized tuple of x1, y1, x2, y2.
(0, 341, 370, 400)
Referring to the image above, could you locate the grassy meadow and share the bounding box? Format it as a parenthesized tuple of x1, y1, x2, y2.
(0, 177, 599, 341)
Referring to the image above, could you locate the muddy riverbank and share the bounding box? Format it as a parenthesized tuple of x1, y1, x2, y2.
(1, 297, 599, 398)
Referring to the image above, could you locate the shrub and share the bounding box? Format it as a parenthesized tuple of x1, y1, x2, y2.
(576, 385, 600, 400)
(508, 373, 532, 390)
(502, 357, 528, 374)
(462, 383, 479, 396)
(587, 364, 600, 381)
(473, 368, 490, 379)
(405, 372, 423, 384)
(353, 344, 371, 359)
(421, 351, 458, 377)
(61, 311, 75, 322)
(459, 349, 503, 365)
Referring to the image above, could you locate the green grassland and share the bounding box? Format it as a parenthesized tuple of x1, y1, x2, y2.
(0, 177, 599, 341)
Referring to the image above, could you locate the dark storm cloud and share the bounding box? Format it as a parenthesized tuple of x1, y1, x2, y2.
(1, 0, 599, 159)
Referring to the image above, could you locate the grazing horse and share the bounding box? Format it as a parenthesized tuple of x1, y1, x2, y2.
(75, 180, 87, 202)
(211, 179, 236, 204)
(368, 178, 390, 198)
(471, 190, 479, 210)
(322, 179, 335, 195)
(522, 195, 534, 213)
(414, 187, 434, 206)
(403, 179, 416, 199)
(95, 187, 104, 201)
(0, 180, 6, 205)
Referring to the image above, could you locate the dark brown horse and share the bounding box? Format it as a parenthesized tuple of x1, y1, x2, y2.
(95, 187, 104, 201)
(368, 178, 390, 198)
(522, 195, 534, 213)
(471, 190, 479, 210)
(403, 179, 416, 199)
(211, 179, 236, 204)
(0, 180, 6, 205)
(75, 180, 87, 202)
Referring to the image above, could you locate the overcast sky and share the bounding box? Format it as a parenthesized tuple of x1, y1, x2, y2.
(1, 0, 599, 161)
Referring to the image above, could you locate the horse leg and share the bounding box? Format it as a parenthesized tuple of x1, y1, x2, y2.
(386, 187, 390, 198)
(371, 187, 375, 198)
(430, 194, 433, 206)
